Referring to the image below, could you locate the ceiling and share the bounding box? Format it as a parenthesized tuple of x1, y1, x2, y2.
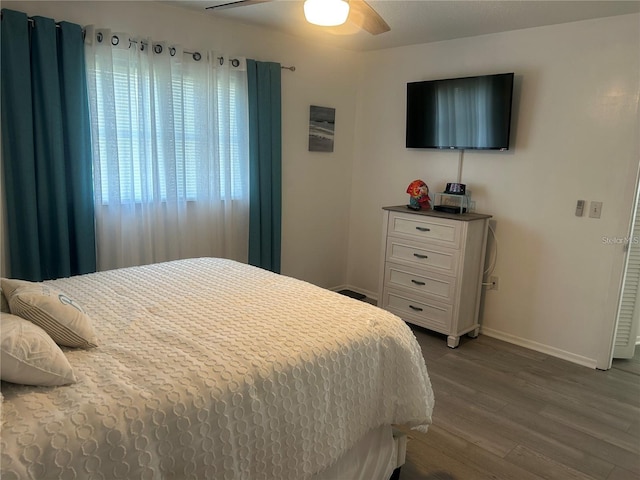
(162, 0, 640, 51)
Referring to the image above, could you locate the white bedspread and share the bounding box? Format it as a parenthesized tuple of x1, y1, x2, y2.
(1, 258, 433, 479)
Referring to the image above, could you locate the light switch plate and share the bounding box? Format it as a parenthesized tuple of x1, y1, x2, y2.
(575, 200, 585, 217)
(589, 201, 603, 219)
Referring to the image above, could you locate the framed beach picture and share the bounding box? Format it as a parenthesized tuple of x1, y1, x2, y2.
(308, 105, 335, 152)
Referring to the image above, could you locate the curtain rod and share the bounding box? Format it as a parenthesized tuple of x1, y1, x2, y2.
(118, 38, 295, 71)
(26, 17, 60, 27)
(16, 15, 296, 71)
(127, 38, 294, 70)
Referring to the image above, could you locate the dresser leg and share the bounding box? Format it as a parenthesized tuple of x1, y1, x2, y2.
(447, 335, 460, 348)
(468, 327, 480, 338)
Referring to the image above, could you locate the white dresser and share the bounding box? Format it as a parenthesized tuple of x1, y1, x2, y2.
(378, 206, 492, 348)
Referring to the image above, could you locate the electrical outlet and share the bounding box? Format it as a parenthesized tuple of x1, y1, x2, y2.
(489, 276, 499, 291)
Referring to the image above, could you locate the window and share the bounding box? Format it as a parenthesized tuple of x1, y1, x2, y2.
(85, 36, 248, 206)
(84, 30, 250, 271)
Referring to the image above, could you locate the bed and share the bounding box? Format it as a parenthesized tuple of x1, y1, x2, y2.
(0, 257, 434, 479)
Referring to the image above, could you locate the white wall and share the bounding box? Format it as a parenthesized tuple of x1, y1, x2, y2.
(2, 0, 361, 289)
(5, 2, 639, 369)
(347, 14, 640, 368)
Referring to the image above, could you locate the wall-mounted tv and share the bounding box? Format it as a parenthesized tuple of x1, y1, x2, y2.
(406, 72, 514, 150)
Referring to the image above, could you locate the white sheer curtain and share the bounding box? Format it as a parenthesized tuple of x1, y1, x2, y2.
(84, 27, 249, 271)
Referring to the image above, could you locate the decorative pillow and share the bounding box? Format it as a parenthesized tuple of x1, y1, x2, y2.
(1, 278, 98, 349)
(1, 313, 77, 386)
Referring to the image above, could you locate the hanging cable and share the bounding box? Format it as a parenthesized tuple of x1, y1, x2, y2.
(482, 222, 498, 282)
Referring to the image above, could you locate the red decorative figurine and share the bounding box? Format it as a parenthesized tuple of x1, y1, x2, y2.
(406, 179, 431, 210)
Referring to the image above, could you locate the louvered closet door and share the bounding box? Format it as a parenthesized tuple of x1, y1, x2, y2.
(614, 192, 640, 359)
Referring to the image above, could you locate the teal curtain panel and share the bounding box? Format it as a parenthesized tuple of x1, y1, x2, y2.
(1, 9, 96, 281)
(246, 60, 282, 273)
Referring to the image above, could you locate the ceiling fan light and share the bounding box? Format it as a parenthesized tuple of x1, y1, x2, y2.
(304, 0, 350, 27)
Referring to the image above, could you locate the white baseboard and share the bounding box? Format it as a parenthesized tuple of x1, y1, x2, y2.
(481, 326, 598, 369)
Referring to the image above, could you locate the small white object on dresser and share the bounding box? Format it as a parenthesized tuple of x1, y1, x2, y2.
(378, 206, 492, 348)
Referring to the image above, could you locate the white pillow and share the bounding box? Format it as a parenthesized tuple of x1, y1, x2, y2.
(1, 313, 77, 386)
(1, 278, 98, 349)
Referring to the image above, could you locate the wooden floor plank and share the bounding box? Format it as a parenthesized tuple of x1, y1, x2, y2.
(397, 424, 545, 480)
(401, 431, 493, 480)
(399, 327, 640, 480)
(502, 403, 639, 476)
(516, 368, 640, 422)
(427, 370, 509, 413)
(612, 349, 640, 376)
(606, 466, 640, 480)
(504, 444, 600, 480)
(430, 396, 519, 458)
(433, 390, 616, 480)
(539, 404, 640, 454)
(626, 419, 640, 436)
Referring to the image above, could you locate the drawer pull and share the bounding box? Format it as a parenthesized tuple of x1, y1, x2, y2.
(409, 305, 423, 312)
(413, 253, 428, 259)
(411, 279, 426, 286)
(415, 226, 431, 232)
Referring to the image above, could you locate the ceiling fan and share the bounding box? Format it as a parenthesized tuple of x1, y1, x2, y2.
(205, 0, 391, 35)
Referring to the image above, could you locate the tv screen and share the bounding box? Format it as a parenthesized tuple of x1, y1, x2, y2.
(406, 73, 514, 150)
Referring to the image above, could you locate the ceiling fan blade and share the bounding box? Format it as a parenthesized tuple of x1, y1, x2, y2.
(348, 0, 390, 35)
(205, 0, 389, 36)
(205, 0, 272, 11)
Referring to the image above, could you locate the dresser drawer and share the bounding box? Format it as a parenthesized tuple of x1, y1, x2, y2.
(383, 289, 453, 333)
(386, 238, 459, 275)
(385, 263, 456, 303)
(388, 212, 461, 248)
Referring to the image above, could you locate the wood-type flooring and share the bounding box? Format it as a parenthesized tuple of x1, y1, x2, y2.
(396, 327, 640, 480)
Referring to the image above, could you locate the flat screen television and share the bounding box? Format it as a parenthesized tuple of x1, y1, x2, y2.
(406, 72, 514, 150)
